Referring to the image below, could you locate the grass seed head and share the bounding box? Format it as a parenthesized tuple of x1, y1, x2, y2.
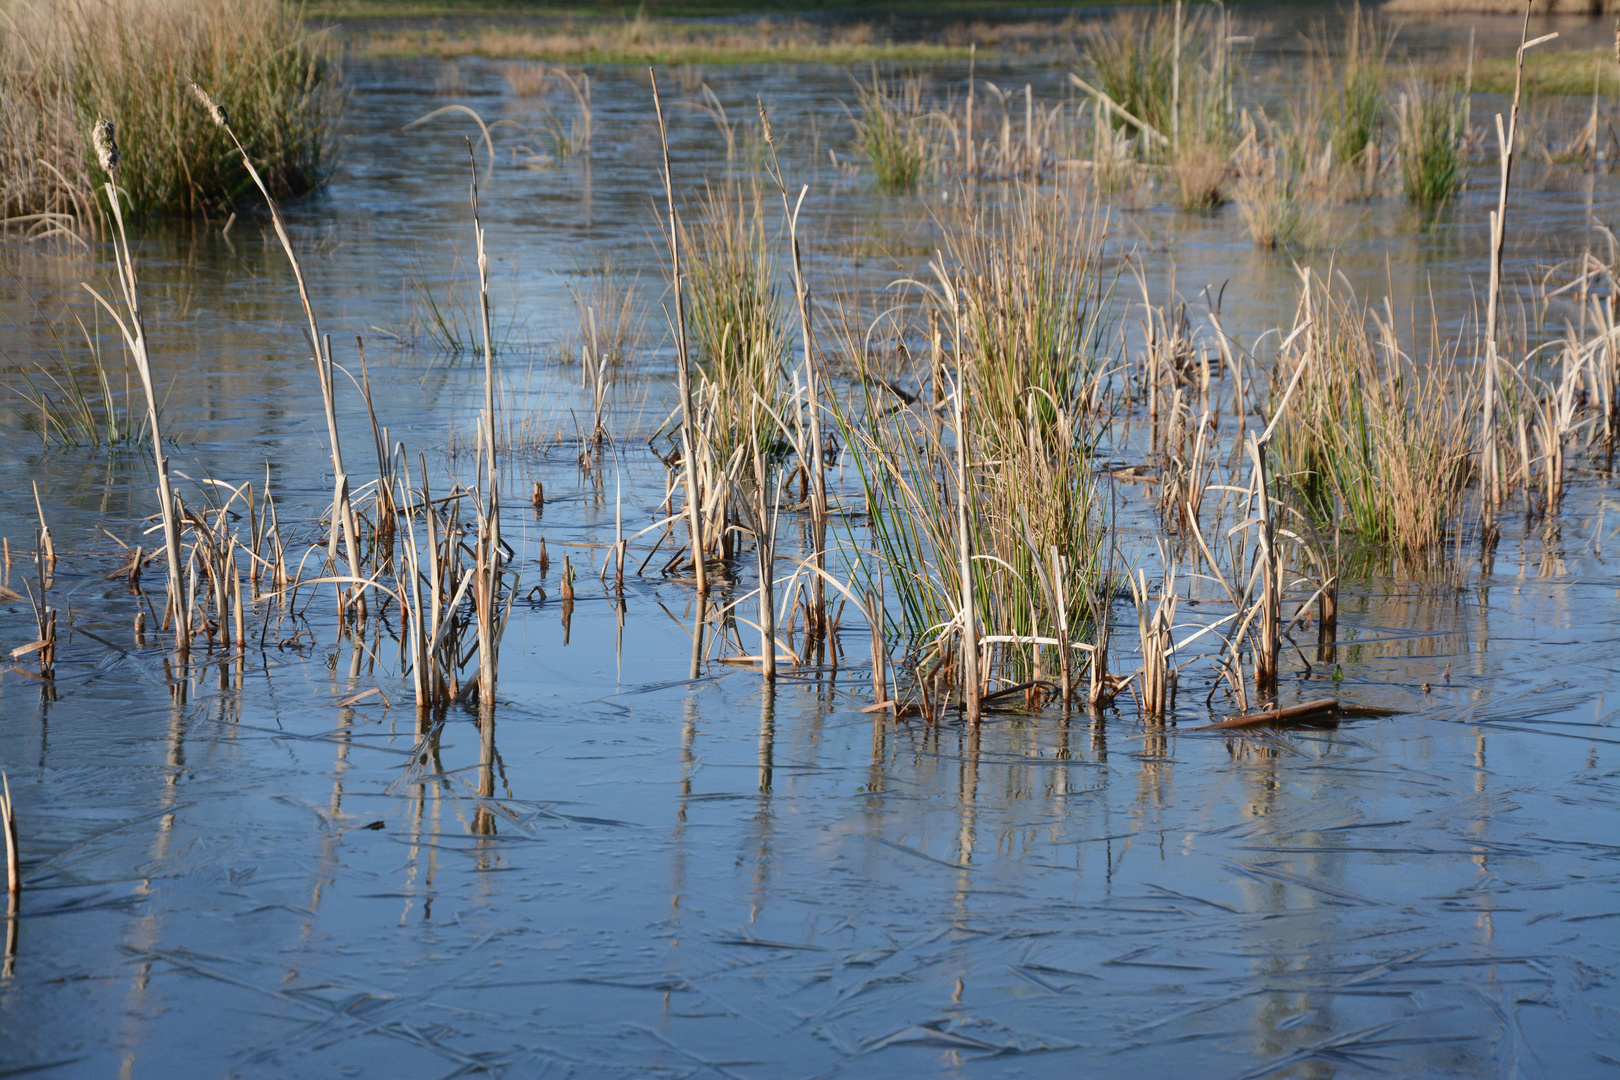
(188, 78, 229, 128)
(92, 118, 120, 176)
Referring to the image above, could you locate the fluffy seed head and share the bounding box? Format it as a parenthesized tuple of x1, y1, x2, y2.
(91, 119, 119, 176)
(188, 79, 228, 128)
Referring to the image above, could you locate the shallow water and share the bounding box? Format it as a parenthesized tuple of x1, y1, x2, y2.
(3, 9, 1620, 1077)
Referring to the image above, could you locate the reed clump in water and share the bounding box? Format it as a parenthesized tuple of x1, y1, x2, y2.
(1272, 273, 1479, 559)
(0, 0, 339, 231)
(1323, 4, 1391, 174)
(1395, 77, 1467, 213)
(1081, 4, 1241, 212)
(679, 179, 789, 469)
(839, 188, 1111, 709)
(851, 71, 933, 192)
(1083, 7, 1179, 139)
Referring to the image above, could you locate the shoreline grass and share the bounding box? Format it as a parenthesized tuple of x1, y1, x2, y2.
(308, 0, 1154, 17)
(350, 27, 972, 65)
(1, 0, 340, 231)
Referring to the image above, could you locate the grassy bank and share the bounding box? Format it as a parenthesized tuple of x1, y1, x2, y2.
(355, 22, 970, 64)
(1431, 47, 1614, 97)
(0, 0, 339, 234)
(310, 0, 1142, 16)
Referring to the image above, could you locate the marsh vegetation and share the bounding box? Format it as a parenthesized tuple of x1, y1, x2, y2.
(2, 1, 1620, 1075)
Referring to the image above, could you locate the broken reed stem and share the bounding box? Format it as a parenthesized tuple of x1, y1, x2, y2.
(1, 773, 16, 903)
(468, 142, 502, 708)
(866, 586, 888, 706)
(1483, 10, 1556, 529)
(1246, 431, 1280, 695)
(79, 127, 186, 654)
(1051, 545, 1073, 708)
(650, 70, 708, 608)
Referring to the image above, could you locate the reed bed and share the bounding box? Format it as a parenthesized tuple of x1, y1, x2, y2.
(354, 19, 970, 66)
(0, 0, 339, 232)
(12, 5, 1620, 746)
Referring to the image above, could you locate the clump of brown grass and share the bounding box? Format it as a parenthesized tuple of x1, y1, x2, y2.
(1231, 115, 1332, 250)
(0, 0, 339, 231)
(564, 257, 644, 368)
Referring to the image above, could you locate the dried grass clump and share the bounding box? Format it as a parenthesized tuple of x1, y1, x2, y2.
(0, 0, 339, 231)
(1231, 117, 1332, 250)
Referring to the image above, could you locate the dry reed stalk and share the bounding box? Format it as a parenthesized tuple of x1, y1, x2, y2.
(943, 276, 981, 724)
(467, 142, 504, 709)
(1, 773, 17, 902)
(78, 121, 185, 652)
(651, 71, 707, 613)
(761, 103, 829, 658)
(1483, 11, 1560, 529)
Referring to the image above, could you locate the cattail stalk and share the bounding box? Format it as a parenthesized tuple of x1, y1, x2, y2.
(1484, 12, 1559, 529)
(80, 120, 187, 654)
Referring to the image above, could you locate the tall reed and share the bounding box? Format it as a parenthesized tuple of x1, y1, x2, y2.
(78, 120, 186, 650)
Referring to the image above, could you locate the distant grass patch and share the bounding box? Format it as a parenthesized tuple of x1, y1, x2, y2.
(1428, 47, 1613, 97)
(357, 26, 969, 65)
(312, 0, 1134, 16)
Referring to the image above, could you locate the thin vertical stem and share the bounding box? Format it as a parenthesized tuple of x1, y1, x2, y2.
(651, 69, 707, 603)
